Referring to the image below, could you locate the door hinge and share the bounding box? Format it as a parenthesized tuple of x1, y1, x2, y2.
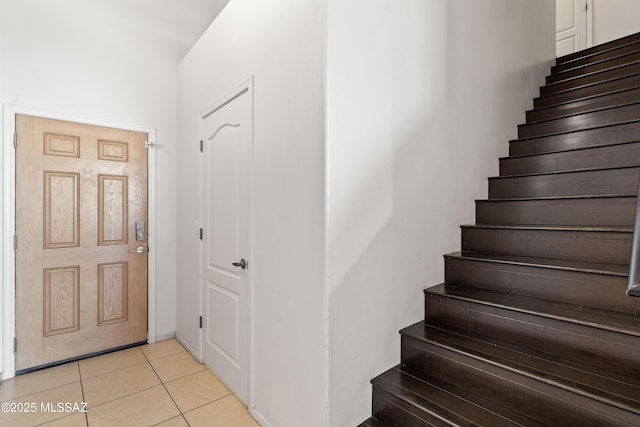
(13, 132, 17, 148)
(200, 140, 203, 152)
(585, 2, 589, 11)
(199, 316, 203, 328)
(13, 235, 17, 250)
(13, 337, 17, 353)
(199, 228, 203, 240)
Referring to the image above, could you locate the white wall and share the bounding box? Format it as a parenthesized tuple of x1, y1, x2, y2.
(176, 1, 326, 426)
(0, 0, 180, 372)
(592, 0, 640, 45)
(326, 0, 555, 425)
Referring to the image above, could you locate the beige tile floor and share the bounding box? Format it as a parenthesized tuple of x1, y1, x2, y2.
(0, 339, 259, 427)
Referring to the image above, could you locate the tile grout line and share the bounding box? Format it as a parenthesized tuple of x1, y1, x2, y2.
(78, 362, 89, 427)
(146, 355, 187, 425)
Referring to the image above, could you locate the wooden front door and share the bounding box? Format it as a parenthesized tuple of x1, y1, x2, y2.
(15, 115, 148, 371)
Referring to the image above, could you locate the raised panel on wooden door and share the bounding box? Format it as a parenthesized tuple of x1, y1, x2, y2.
(43, 266, 80, 336)
(98, 175, 128, 246)
(44, 171, 80, 249)
(98, 262, 129, 326)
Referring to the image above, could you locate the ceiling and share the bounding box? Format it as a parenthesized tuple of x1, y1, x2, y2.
(99, 0, 232, 60)
(0, 0, 232, 63)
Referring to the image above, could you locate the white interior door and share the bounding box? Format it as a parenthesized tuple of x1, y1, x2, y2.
(556, 0, 590, 56)
(201, 81, 252, 404)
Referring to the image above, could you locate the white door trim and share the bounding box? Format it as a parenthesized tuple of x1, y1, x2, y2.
(586, 0, 594, 48)
(198, 76, 254, 414)
(2, 104, 158, 379)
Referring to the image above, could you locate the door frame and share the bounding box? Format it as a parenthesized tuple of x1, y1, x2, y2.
(2, 104, 158, 379)
(198, 76, 254, 412)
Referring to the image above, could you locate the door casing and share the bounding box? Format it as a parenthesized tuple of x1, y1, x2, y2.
(2, 104, 158, 379)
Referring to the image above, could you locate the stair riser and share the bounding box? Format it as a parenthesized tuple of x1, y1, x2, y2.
(535, 74, 640, 109)
(556, 32, 640, 65)
(488, 168, 640, 199)
(541, 62, 640, 97)
(518, 104, 640, 139)
(553, 42, 640, 73)
(476, 197, 635, 227)
(461, 227, 631, 265)
(402, 337, 638, 426)
(372, 390, 442, 427)
(527, 87, 640, 122)
(424, 293, 640, 380)
(548, 51, 640, 85)
(500, 142, 640, 176)
(510, 121, 640, 156)
(445, 256, 637, 314)
(373, 367, 533, 427)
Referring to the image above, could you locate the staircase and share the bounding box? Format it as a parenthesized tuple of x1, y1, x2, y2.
(359, 32, 640, 426)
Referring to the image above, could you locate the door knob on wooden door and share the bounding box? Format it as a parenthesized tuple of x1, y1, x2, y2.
(128, 247, 145, 254)
(232, 259, 248, 269)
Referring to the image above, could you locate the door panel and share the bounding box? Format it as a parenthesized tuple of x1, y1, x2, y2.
(201, 86, 251, 404)
(15, 115, 148, 371)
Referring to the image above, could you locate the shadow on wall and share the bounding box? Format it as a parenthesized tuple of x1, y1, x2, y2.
(326, 0, 553, 425)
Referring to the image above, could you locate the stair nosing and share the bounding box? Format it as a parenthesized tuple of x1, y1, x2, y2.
(445, 251, 628, 277)
(552, 43, 640, 75)
(375, 366, 540, 427)
(401, 323, 640, 415)
(476, 194, 636, 203)
(547, 54, 640, 86)
(510, 120, 640, 144)
(522, 99, 640, 127)
(501, 139, 640, 161)
(540, 69, 640, 100)
(425, 284, 640, 337)
(514, 119, 640, 143)
(531, 83, 640, 114)
(535, 71, 640, 107)
(543, 58, 640, 91)
(460, 223, 632, 233)
(488, 164, 639, 181)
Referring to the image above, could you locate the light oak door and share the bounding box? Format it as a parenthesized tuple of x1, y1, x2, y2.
(201, 85, 252, 404)
(15, 115, 148, 371)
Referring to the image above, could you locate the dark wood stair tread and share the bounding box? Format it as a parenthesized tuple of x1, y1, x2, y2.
(447, 251, 628, 276)
(555, 32, 640, 65)
(540, 61, 640, 97)
(547, 50, 640, 85)
(487, 166, 640, 201)
(527, 87, 640, 123)
(534, 73, 640, 110)
(372, 366, 544, 427)
(509, 121, 640, 157)
(501, 139, 640, 161)
(461, 223, 632, 233)
(552, 41, 640, 74)
(426, 283, 640, 337)
(401, 322, 640, 414)
(518, 102, 640, 139)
